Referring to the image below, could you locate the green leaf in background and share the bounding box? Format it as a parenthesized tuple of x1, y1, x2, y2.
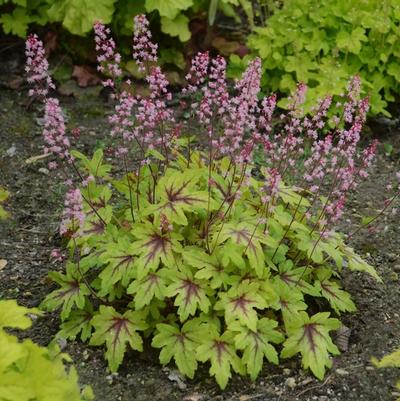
(47, 0, 117, 35)
(161, 14, 190, 42)
(145, 0, 193, 19)
(0, 7, 31, 37)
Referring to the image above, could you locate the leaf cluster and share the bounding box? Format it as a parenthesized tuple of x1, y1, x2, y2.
(42, 146, 380, 388)
(0, 299, 93, 401)
(230, 0, 400, 115)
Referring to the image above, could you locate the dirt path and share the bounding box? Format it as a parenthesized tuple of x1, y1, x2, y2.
(1, 86, 399, 401)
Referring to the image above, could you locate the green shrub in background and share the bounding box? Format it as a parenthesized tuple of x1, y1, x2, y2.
(0, 0, 250, 42)
(0, 299, 93, 401)
(229, 0, 400, 115)
(1, 0, 253, 74)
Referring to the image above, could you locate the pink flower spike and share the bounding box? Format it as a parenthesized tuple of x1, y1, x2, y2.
(60, 188, 85, 236)
(94, 21, 122, 89)
(25, 34, 55, 98)
(43, 97, 71, 163)
(133, 15, 158, 73)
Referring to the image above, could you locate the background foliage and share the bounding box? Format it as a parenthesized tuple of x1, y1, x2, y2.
(230, 0, 400, 115)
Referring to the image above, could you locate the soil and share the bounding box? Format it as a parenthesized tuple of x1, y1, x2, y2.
(1, 62, 400, 401)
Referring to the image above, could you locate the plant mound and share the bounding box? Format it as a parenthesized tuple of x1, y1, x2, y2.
(25, 15, 387, 389)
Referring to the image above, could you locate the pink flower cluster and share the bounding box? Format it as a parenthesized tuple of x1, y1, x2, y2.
(43, 98, 71, 166)
(199, 56, 229, 128)
(94, 22, 122, 89)
(220, 58, 262, 161)
(60, 188, 85, 236)
(25, 34, 55, 97)
(133, 15, 158, 73)
(109, 90, 136, 155)
(183, 51, 210, 95)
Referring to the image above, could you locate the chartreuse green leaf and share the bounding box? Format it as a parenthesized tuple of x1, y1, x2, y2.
(281, 312, 341, 379)
(145, 0, 193, 19)
(343, 246, 381, 281)
(183, 246, 233, 289)
(215, 281, 267, 331)
(47, 0, 116, 35)
(315, 270, 356, 314)
(127, 271, 167, 309)
(152, 319, 206, 378)
(0, 187, 9, 220)
(161, 14, 191, 42)
(98, 238, 138, 295)
(270, 280, 307, 327)
(0, 299, 40, 330)
(165, 264, 211, 321)
(131, 222, 182, 278)
(71, 149, 111, 178)
(0, 7, 31, 38)
(57, 303, 94, 342)
(197, 330, 245, 389)
(0, 300, 92, 401)
(90, 306, 148, 372)
(372, 349, 400, 368)
(275, 260, 320, 297)
(231, 318, 284, 380)
(218, 222, 270, 276)
(41, 262, 91, 320)
(145, 168, 215, 226)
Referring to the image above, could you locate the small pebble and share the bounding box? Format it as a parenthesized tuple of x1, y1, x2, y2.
(285, 377, 296, 389)
(336, 368, 349, 376)
(38, 167, 49, 175)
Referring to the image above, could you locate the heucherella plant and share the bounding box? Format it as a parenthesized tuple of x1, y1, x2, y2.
(26, 16, 399, 389)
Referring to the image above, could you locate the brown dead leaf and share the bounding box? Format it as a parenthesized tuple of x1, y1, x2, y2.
(212, 37, 240, 56)
(7, 76, 24, 90)
(0, 259, 8, 271)
(44, 31, 58, 54)
(72, 65, 101, 87)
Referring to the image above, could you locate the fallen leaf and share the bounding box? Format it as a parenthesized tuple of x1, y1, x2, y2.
(212, 37, 240, 56)
(44, 31, 58, 54)
(25, 154, 50, 164)
(72, 65, 101, 87)
(0, 259, 8, 271)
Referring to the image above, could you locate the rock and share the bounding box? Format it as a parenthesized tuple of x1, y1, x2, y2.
(6, 145, 17, 157)
(167, 370, 187, 390)
(285, 377, 296, 389)
(393, 264, 400, 272)
(336, 368, 349, 376)
(38, 167, 49, 175)
(283, 368, 291, 375)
